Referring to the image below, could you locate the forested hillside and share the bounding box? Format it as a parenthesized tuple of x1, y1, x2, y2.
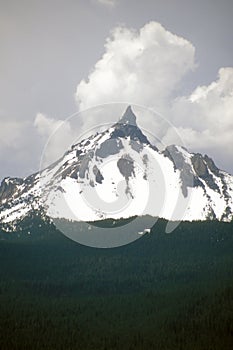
(0, 219, 233, 349)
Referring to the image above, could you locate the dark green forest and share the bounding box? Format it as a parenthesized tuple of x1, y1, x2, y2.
(0, 219, 233, 349)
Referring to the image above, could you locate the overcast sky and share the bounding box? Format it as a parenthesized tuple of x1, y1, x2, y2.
(0, 0, 233, 180)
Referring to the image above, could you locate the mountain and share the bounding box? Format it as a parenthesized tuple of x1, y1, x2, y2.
(0, 106, 233, 233)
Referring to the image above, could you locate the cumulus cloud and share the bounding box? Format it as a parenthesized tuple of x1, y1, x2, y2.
(75, 21, 233, 173)
(75, 22, 196, 113)
(1, 21, 233, 181)
(165, 67, 233, 171)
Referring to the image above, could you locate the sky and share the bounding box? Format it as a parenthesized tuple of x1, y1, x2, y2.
(0, 0, 233, 180)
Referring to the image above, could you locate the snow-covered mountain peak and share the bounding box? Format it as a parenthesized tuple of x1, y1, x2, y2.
(0, 106, 233, 234)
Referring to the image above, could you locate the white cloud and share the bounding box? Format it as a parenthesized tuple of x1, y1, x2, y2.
(0, 120, 28, 149)
(96, 0, 117, 7)
(75, 22, 233, 173)
(165, 67, 233, 170)
(1, 21, 233, 181)
(0, 118, 40, 179)
(34, 113, 64, 137)
(34, 113, 78, 168)
(75, 22, 196, 113)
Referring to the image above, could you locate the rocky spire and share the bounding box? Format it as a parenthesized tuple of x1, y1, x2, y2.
(118, 106, 137, 126)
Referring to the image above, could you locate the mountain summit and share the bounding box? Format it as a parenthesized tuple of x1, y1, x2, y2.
(118, 105, 137, 126)
(0, 106, 233, 232)
(111, 106, 151, 146)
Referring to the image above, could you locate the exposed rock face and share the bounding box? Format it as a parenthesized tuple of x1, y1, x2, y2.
(204, 155, 220, 175)
(0, 177, 23, 204)
(111, 106, 153, 148)
(96, 138, 123, 158)
(93, 165, 104, 184)
(192, 154, 209, 177)
(191, 154, 220, 192)
(118, 105, 137, 126)
(163, 145, 200, 197)
(117, 154, 135, 180)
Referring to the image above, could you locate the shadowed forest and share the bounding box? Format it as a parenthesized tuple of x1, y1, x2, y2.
(0, 219, 233, 349)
